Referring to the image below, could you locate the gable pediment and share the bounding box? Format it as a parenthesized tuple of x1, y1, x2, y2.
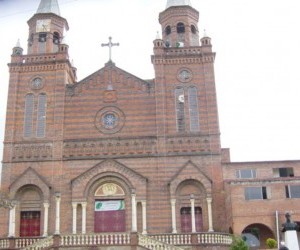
(67, 62, 153, 97)
(169, 161, 212, 197)
(9, 167, 51, 201)
(71, 159, 148, 200)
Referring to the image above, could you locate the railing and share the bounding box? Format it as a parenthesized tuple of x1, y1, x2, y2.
(149, 233, 232, 246)
(197, 233, 232, 245)
(61, 233, 131, 247)
(0, 239, 9, 249)
(138, 234, 184, 250)
(23, 236, 53, 250)
(0, 232, 232, 249)
(15, 238, 40, 248)
(150, 234, 191, 245)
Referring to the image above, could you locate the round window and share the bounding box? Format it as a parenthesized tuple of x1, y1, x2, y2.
(95, 107, 125, 134)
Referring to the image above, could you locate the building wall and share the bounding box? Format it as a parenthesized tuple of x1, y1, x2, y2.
(223, 161, 300, 238)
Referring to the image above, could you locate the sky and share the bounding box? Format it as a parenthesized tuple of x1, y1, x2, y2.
(0, 0, 300, 163)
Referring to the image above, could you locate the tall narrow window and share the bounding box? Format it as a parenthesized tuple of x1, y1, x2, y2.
(36, 94, 47, 137)
(53, 32, 60, 44)
(24, 94, 34, 137)
(175, 88, 185, 132)
(188, 87, 200, 132)
(165, 26, 171, 36)
(177, 22, 185, 33)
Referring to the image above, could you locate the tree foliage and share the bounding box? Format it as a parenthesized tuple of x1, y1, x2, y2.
(266, 238, 277, 249)
(230, 236, 249, 250)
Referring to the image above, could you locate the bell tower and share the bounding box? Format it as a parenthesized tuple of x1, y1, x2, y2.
(3, 0, 76, 164)
(152, 0, 225, 231)
(27, 0, 68, 54)
(153, 0, 220, 151)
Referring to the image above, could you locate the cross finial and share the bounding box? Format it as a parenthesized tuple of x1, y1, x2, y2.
(101, 37, 119, 62)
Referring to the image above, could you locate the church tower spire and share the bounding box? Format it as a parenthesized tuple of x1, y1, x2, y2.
(36, 0, 61, 16)
(166, 0, 192, 9)
(27, 0, 68, 54)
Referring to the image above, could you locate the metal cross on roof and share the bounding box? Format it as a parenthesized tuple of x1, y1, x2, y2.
(101, 37, 119, 62)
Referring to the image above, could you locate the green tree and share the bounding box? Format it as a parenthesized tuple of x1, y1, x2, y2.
(230, 236, 249, 250)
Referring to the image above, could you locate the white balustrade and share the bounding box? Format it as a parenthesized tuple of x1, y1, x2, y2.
(0, 239, 9, 249)
(61, 233, 131, 246)
(23, 236, 53, 250)
(16, 238, 39, 248)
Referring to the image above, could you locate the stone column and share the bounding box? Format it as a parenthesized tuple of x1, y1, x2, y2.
(81, 202, 87, 234)
(171, 199, 177, 233)
(131, 192, 137, 232)
(206, 197, 214, 232)
(72, 202, 77, 234)
(190, 195, 196, 233)
(43, 202, 50, 236)
(8, 204, 16, 237)
(55, 193, 61, 235)
(141, 201, 147, 234)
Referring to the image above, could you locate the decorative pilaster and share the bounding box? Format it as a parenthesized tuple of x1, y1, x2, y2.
(55, 193, 61, 235)
(171, 199, 177, 233)
(72, 202, 77, 234)
(206, 197, 214, 232)
(141, 201, 147, 234)
(81, 202, 87, 234)
(8, 204, 16, 237)
(43, 202, 50, 236)
(190, 195, 196, 233)
(131, 191, 137, 232)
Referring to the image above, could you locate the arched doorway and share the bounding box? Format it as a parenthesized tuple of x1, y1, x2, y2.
(16, 185, 43, 237)
(94, 182, 127, 233)
(242, 223, 275, 248)
(176, 180, 206, 233)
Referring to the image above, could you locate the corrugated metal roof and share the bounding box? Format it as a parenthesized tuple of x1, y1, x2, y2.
(36, 0, 61, 16)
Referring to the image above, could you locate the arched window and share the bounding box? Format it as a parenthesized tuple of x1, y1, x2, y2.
(175, 88, 186, 132)
(165, 25, 171, 36)
(188, 86, 200, 132)
(38, 33, 47, 42)
(28, 33, 34, 46)
(53, 32, 60, 44)
(36, 94, 47, 137)
(24, 94, 34, 137)
(191, 25, 197, 34)
(177, 22, 185, 33)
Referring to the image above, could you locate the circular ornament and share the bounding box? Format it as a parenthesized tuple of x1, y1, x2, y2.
(177, 68, 193, 82)
(95, 107, 125, 134)
(31, 77, 43, 90)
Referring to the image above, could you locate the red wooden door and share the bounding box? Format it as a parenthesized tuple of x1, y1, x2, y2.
(20, 211, 41, 237)
(94, 200, 126, 232)
(195, 207, 203, 232)
(180, 207, 203, 232)
(180, 207, 192, 233)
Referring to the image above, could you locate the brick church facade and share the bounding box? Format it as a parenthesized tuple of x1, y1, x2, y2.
(0, 0, 299, 249)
